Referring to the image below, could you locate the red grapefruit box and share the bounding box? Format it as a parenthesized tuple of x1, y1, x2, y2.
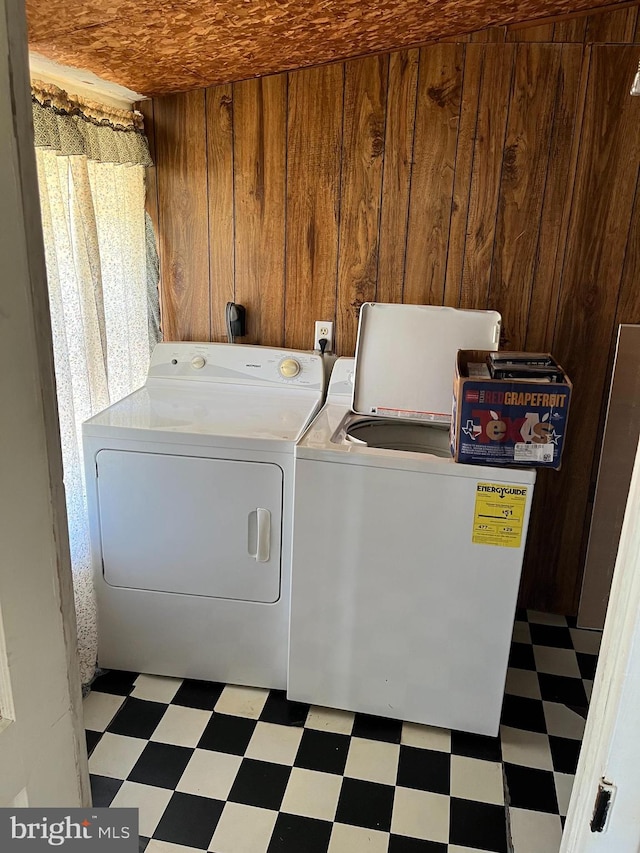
(451, 350, 572, 469)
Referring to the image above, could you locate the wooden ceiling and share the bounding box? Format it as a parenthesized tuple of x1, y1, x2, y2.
(27, 0, 637, 96)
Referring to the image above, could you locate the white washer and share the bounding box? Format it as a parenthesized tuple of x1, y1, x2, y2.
(288, 304, 536, 736)
(83, 342, 324, 689)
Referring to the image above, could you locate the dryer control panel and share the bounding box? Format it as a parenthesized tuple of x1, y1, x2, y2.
(148, 342, 325, 391)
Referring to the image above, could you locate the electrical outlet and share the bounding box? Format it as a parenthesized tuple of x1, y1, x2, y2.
(314, 320, 334, 353)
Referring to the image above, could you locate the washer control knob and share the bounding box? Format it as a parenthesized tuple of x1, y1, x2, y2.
(191, 356, 206, 369)
(279, 358, 301, 378)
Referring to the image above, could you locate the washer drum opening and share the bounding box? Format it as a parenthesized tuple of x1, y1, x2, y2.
(344, 419, 451, 457)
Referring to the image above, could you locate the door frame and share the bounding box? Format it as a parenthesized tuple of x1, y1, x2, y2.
(0, 0, 89, 805)
(562, 435, 640, 850)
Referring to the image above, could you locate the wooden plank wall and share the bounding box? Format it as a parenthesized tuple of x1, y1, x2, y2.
(142, 5, 640, 615)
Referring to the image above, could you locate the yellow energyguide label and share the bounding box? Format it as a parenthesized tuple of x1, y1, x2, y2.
(472, 482, 528, 548)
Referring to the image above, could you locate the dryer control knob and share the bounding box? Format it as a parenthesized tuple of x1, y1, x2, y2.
(279, 358, 301, 378)
(191, 356, 206, 369)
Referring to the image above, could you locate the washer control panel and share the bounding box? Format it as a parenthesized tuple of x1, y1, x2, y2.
(149, 342, 324, 390)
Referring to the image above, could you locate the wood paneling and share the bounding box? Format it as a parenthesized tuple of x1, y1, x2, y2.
(489, 45, 563, 350)
(459, 45, 515, 310)
(285, 64, 344, 350)
(404, 44, 463, 307)
(377, 50, 419, 304)
(154, 90, 209, 341)
(144, 4, 640, 615)
(443, 44, 483, 307)
(470, 26, 507, 42)
(524, 44, 585, 351)
(336, 56, 387, 355)
(554, 16, 588, 40)
(521, 45, 640, 613)
(507, 22, 556, 40)
(233, 75, 287, 347)
(586, 4, 638, 38)
(616, 180, 640, 322)
(205, 84, 235, 342)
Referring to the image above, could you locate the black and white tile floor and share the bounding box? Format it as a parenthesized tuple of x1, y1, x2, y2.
(84, 610, 601, 853)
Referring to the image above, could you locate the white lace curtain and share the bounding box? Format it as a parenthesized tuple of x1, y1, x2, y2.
(36, 149, 152, 684)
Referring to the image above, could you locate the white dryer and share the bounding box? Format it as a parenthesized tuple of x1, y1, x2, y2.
(288, 305, 536, 736)
(83, 342, 324, 689)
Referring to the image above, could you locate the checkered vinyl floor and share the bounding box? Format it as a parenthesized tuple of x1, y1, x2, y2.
(84, 610, 600, 853)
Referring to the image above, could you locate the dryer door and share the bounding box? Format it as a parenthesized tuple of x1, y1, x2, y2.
(96, 450, 282, 602)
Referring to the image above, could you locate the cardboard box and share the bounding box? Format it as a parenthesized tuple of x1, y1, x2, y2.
(451, 350, 572, 469)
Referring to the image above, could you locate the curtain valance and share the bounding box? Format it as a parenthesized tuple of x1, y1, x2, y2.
(32, 80, 152, 167)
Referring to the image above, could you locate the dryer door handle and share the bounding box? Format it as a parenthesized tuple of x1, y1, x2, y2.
(249, 508, 271, 562)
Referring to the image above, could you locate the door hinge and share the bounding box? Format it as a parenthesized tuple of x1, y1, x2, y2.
(590, 779, 615, 833)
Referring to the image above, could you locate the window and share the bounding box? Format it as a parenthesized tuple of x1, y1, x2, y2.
(33, 82, 158, 683)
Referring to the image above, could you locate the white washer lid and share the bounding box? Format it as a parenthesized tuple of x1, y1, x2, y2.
(352, 303, 501, 422)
